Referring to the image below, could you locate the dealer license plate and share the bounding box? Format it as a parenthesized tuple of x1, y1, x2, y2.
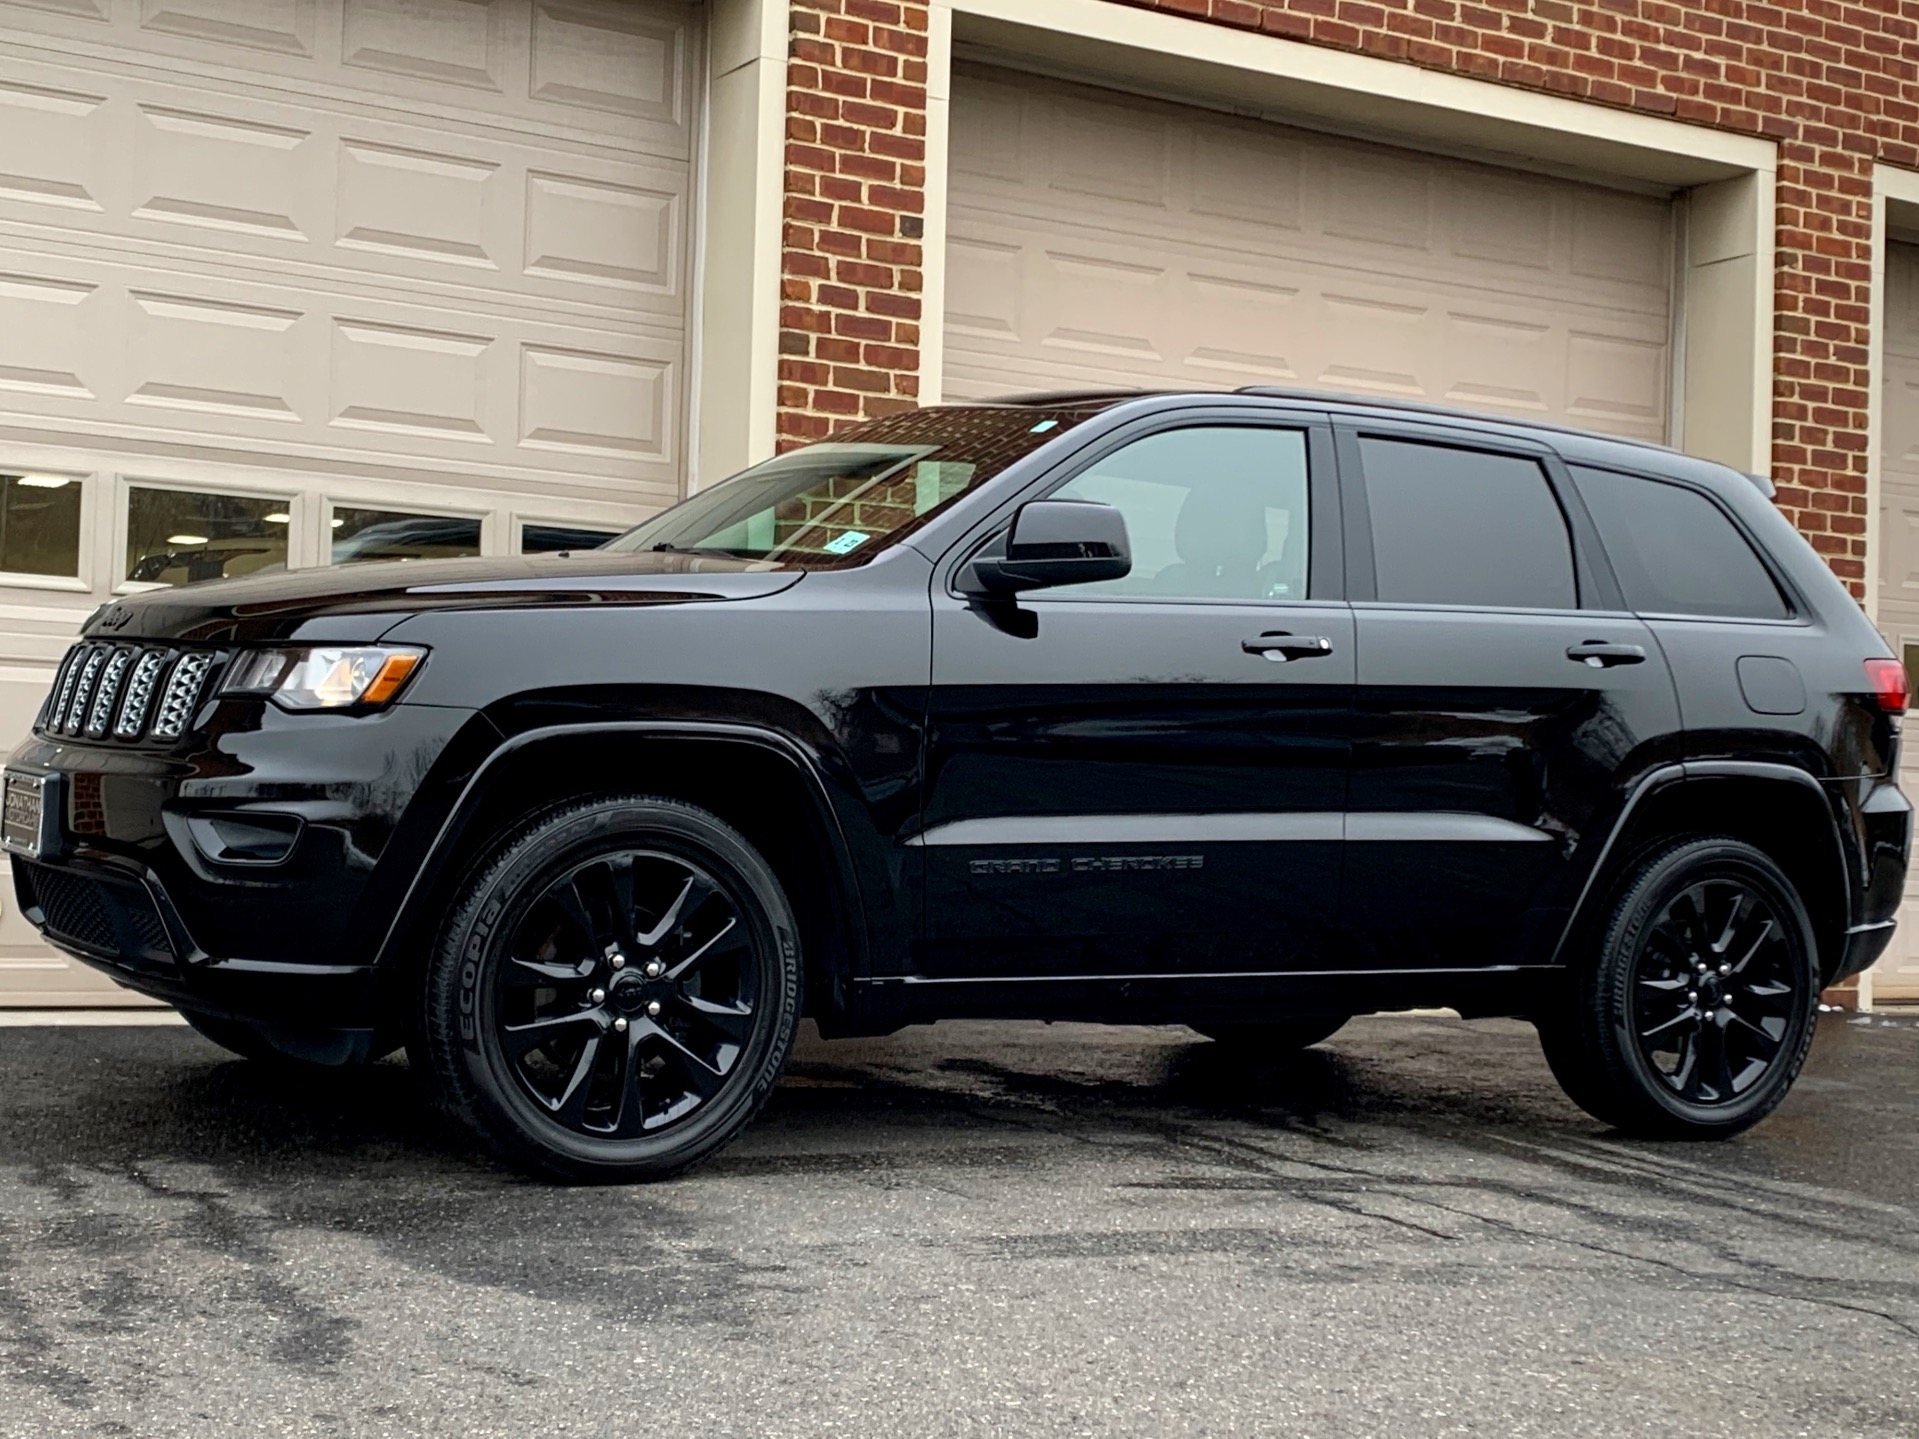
(2, 770, 49, 859)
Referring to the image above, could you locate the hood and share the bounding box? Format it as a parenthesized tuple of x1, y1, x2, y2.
(82, 551, 806, 645)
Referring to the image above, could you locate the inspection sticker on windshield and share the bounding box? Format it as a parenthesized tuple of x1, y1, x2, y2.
(823, 530, 871, 556)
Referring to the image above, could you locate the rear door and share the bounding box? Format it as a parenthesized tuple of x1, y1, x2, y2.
(1336, 422, 1682, 969)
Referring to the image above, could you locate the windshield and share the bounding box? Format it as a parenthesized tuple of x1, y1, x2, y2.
(605, 406, 1099, 566)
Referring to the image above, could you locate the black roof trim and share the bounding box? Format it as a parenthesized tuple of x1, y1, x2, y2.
(977, 383, 1682, 456)
(1233, 385, 1678, 453)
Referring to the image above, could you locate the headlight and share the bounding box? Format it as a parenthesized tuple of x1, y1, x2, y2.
(222, 645, 425, 711)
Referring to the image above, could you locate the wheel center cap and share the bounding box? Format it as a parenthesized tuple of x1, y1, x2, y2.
(610, 973, 651, 1014)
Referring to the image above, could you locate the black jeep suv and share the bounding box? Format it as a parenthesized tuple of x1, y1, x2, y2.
(5, 390, 1909, 1180)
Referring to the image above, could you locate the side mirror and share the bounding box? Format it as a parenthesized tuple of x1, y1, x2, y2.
(960, 499, 1131, 598)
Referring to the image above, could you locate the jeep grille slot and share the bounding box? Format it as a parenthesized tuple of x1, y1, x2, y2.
(114, 650, 170, 739)
(38, 642, 217, 745)
(150, 652, 213, 740)
(85, 648, 132, 738)
(64, 647, 106, 734)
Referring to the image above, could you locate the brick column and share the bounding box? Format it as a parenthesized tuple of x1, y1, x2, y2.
(779, 0, 933, 450)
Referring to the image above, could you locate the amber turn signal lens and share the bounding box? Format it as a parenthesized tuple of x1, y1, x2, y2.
(1864, 658, 1909, 714)
(361, 652, 423, 706)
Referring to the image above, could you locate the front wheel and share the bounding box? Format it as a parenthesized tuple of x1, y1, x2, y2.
(420, 796, 803, 1182)
(1536, 836, 1819, 1139)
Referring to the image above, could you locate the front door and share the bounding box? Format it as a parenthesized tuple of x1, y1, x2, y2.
(918, 418, 1352, 981)
(1336, 424, 1682, 970)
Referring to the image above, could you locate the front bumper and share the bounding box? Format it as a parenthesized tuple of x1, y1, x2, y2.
(5, 700, 481, 1044)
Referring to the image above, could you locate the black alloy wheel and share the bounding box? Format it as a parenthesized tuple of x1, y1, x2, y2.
(1627, 878, 1799, 1105)
(1537, 836, 1818, 1139)
(422, 796, 801, 1182)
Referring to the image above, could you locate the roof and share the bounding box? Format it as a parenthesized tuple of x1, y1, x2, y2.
(974, 384, 1772, 497)
(982, 383, 1676, 452)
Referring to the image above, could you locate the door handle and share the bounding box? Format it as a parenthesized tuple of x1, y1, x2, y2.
(1243, 632, 1334, 663)
(1566, 639, 1647, 668)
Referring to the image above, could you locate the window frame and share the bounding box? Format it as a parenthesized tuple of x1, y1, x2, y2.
(0, 464, 93, 594)
(1332, 417, 1621, 614)
(942, 406, 1344, 606)
(1566, 462, 1807, 626)
(114, 473, 304, 596)
(322, 496, 491, 567)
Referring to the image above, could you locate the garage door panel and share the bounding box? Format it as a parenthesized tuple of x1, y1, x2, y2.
(0, 51, 691, 322)
(342, 0, 508, 93)
(0, 239, 683, 495)
(947, 65, 1673, 443)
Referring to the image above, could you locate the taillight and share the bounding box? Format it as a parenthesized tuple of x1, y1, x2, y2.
(1865, 658, 1909, 713)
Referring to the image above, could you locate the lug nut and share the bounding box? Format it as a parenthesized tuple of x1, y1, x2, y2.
(589, 988, 606, 1005)
(1687, 991, 1699, 1003)
(609, 953, 626, 971)
(1718, 963, 1731, 976)
(646, 1000, 662, 1018)
(645, 960, 664, 978)
(613, 1017, 628, 1034)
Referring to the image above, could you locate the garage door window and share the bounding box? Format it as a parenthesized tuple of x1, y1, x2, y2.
(1360, 439, 1576, 610)
(1570, 467, 1788, 620)
(523, 522, 622, 554)
(1050, 428, 1310, 601)
(332, 508, 482, 565)
(125, 487, 290, 586)
(0, 472, 81, 578)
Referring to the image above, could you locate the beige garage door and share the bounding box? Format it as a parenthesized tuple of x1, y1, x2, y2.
(1874, 240, 1919, 1006)
(0, 0, 700, 1004)
(944, 65, 1675, 443)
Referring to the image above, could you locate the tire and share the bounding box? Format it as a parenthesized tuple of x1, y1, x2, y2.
(1192, 1014, 1349, 1053)
(1536, 836, 1819, 1140)
(420, 795, 802, 1183)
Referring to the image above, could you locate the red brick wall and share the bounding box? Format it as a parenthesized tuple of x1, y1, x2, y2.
(778, 0, 1919, 601)
(779, 0, 932, 449)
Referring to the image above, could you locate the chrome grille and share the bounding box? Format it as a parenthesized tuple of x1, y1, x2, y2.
(42, 648, 80, 731)
(39, 642, 215, 744)
(63, 647, 106, 734)
(114, 651, 170, 739)
(85, 648, 132, 738)
(150, 652, 213, 740)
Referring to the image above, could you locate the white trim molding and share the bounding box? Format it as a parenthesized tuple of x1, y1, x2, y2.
(929, 0, 1778, 470)
(694, 0, 789, 490)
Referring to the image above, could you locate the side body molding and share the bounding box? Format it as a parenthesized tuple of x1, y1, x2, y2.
(368, 720, 871, 987)
(1548, 760, 1852, 968)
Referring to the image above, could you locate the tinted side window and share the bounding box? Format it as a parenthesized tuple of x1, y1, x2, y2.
(1051, 427, 1309, 601)
(1359, 438, 1576, 609)
(1571, 467, 1789, 620)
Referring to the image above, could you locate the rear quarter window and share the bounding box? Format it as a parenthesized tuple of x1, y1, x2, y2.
(1571, 466, 1789, 620)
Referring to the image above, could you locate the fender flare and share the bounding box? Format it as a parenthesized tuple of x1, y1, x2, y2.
(1548, 760, 1853, 968)
(368, 719, 871, 983)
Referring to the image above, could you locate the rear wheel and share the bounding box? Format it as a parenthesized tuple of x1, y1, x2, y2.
(1537, 836, 1819, 1139)
(420, 795, 802, 1183)
(1192, 1014, 1349, 1054)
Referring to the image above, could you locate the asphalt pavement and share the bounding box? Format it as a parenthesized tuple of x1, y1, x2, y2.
(1, 1010, 1915, 1438)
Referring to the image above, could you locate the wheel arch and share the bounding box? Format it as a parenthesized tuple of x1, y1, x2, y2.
(369, 721, 875, 1032)
(1555, 762, 1853, 986)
